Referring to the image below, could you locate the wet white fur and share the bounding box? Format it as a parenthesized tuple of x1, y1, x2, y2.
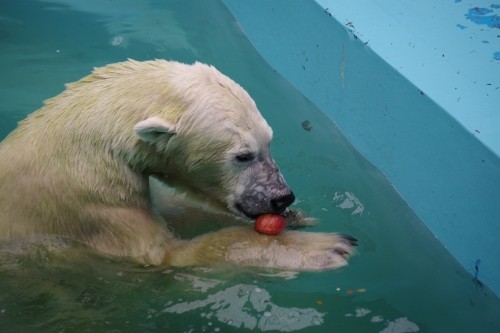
(0, 59, 354, 269)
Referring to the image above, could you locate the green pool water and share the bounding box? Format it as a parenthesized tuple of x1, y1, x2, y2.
(0, 1, 499, 332)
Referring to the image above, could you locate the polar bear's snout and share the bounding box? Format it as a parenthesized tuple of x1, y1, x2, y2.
(233, 152, 295, 219)
(270, 191, 295, 213)
(235, 188, 295, 219)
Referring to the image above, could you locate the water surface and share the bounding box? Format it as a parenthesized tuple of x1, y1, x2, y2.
(0, 1, 499, 332)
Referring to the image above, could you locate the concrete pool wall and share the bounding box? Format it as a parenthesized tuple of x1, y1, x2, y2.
(223, 0, 500, 296)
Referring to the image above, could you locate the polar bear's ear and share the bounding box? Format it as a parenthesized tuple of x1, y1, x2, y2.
(134, 117, 176, 144)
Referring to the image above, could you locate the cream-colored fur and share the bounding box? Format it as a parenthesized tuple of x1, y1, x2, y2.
(0, 59, 355, 269)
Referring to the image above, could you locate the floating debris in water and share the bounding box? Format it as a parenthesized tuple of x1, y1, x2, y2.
(301, 120, 312, 131)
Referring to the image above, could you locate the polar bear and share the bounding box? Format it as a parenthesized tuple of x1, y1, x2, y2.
(0, 59, 356, 269)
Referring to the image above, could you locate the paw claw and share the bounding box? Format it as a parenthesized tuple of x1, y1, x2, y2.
(339, 234, 358, 247)
(334, 248, 350, 257)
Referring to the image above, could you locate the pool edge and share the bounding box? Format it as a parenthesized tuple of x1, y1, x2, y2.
(222, 0, 500, 297)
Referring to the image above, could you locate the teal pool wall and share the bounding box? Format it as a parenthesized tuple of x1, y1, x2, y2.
(223, 0, 500, 296)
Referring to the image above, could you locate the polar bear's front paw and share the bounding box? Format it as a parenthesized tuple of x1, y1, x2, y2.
(283, 232, 357, 270)
(226, 231, 357, 271)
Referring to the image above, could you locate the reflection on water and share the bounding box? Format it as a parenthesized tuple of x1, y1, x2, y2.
(332, 191, 365, 215)
(0, 239, 421, 332)
(163, 282, 324, 332)
(40, 0, 195, 53)
(0, 0, 500, 332)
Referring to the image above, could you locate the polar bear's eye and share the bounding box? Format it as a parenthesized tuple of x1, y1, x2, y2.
(235, 152, 255, 163)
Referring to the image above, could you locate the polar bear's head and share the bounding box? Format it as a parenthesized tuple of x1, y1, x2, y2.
(133, 62, 295, 219)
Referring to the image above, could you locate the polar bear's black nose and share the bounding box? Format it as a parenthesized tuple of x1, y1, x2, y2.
(271, 191, 295, 213)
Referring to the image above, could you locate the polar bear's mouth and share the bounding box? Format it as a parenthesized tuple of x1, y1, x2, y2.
(234, 203, 260, 220)
(233, 195, 294, 220)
